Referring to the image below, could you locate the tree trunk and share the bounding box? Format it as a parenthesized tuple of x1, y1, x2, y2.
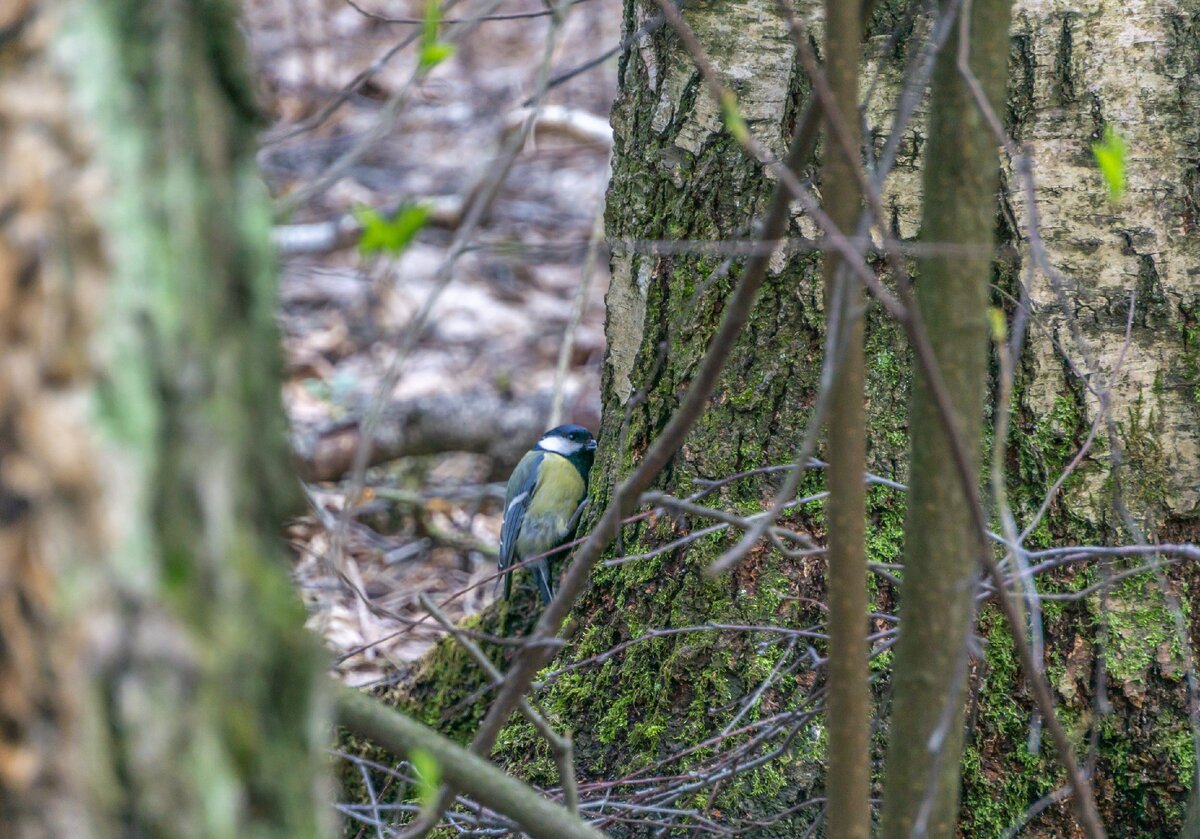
(879, 0, 1012, 834)
(0, 3, 329, 837)
(379, 0, 1200, 835)
(821, 1, 871, 837)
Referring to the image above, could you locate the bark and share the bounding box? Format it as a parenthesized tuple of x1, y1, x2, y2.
(821, 2, 871, 838)
(0, 3, 328, 838)
(879, 0, 1013, 835)
(369, 0, 1200, 836)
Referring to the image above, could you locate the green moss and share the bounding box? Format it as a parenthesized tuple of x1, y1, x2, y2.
(1009, 386, 1095, 548)
(1100, 572, 1186, 686)
(866, 484, 906, 565)
(960, 613, 1062, 836)
(955, 554, 1197, 837)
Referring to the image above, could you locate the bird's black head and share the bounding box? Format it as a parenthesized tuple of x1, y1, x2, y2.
(536, 424, 597, 479)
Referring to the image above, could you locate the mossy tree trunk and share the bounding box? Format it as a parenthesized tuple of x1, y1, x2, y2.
(0, 3, 329, 838)
(380, 0, 1200, 836)
(577, 0, 1200, 834)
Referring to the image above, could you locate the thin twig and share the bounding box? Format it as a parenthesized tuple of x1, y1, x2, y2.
(549, 205, 606, 428)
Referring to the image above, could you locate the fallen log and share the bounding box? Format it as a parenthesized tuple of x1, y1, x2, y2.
(292, 390, 553, 482)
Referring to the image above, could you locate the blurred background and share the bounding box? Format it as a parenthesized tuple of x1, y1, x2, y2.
(242, 0, 621, 684)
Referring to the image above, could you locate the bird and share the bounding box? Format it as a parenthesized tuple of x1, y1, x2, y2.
(498, 424, 597, 605)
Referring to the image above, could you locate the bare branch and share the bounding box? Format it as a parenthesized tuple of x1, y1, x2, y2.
(335, 687, 606, 839)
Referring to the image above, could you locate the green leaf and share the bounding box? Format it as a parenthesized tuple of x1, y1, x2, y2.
(1091, 124, 1127, 201)
(419, 41, 457, 69)
(418, 0, 455, 70)
(357, 204, 431, 255)
(720, 91, 749, 145)
(988, 307, 1007, 342)
(410, 748, 442, 810)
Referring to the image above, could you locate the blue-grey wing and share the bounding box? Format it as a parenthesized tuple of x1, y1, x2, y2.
(499, 451, 543, 598)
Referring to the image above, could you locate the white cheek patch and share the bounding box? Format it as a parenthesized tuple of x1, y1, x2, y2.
(538, 436, 581, 457)
(507, 491, 529, 513)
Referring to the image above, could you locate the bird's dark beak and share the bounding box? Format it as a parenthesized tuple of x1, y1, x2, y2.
(586, 439, 597, 451)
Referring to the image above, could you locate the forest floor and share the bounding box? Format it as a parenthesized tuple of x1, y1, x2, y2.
(242, 0, 620, 685)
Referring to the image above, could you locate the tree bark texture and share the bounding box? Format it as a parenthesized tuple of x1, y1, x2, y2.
(0, 3, 329, 838)
(372, 0, 1200, 835)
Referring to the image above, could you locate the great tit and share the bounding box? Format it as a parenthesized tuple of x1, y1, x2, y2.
(499, 424, 597, 604)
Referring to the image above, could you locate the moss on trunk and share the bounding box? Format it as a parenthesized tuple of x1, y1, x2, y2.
(357, 1, 1200, 836)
